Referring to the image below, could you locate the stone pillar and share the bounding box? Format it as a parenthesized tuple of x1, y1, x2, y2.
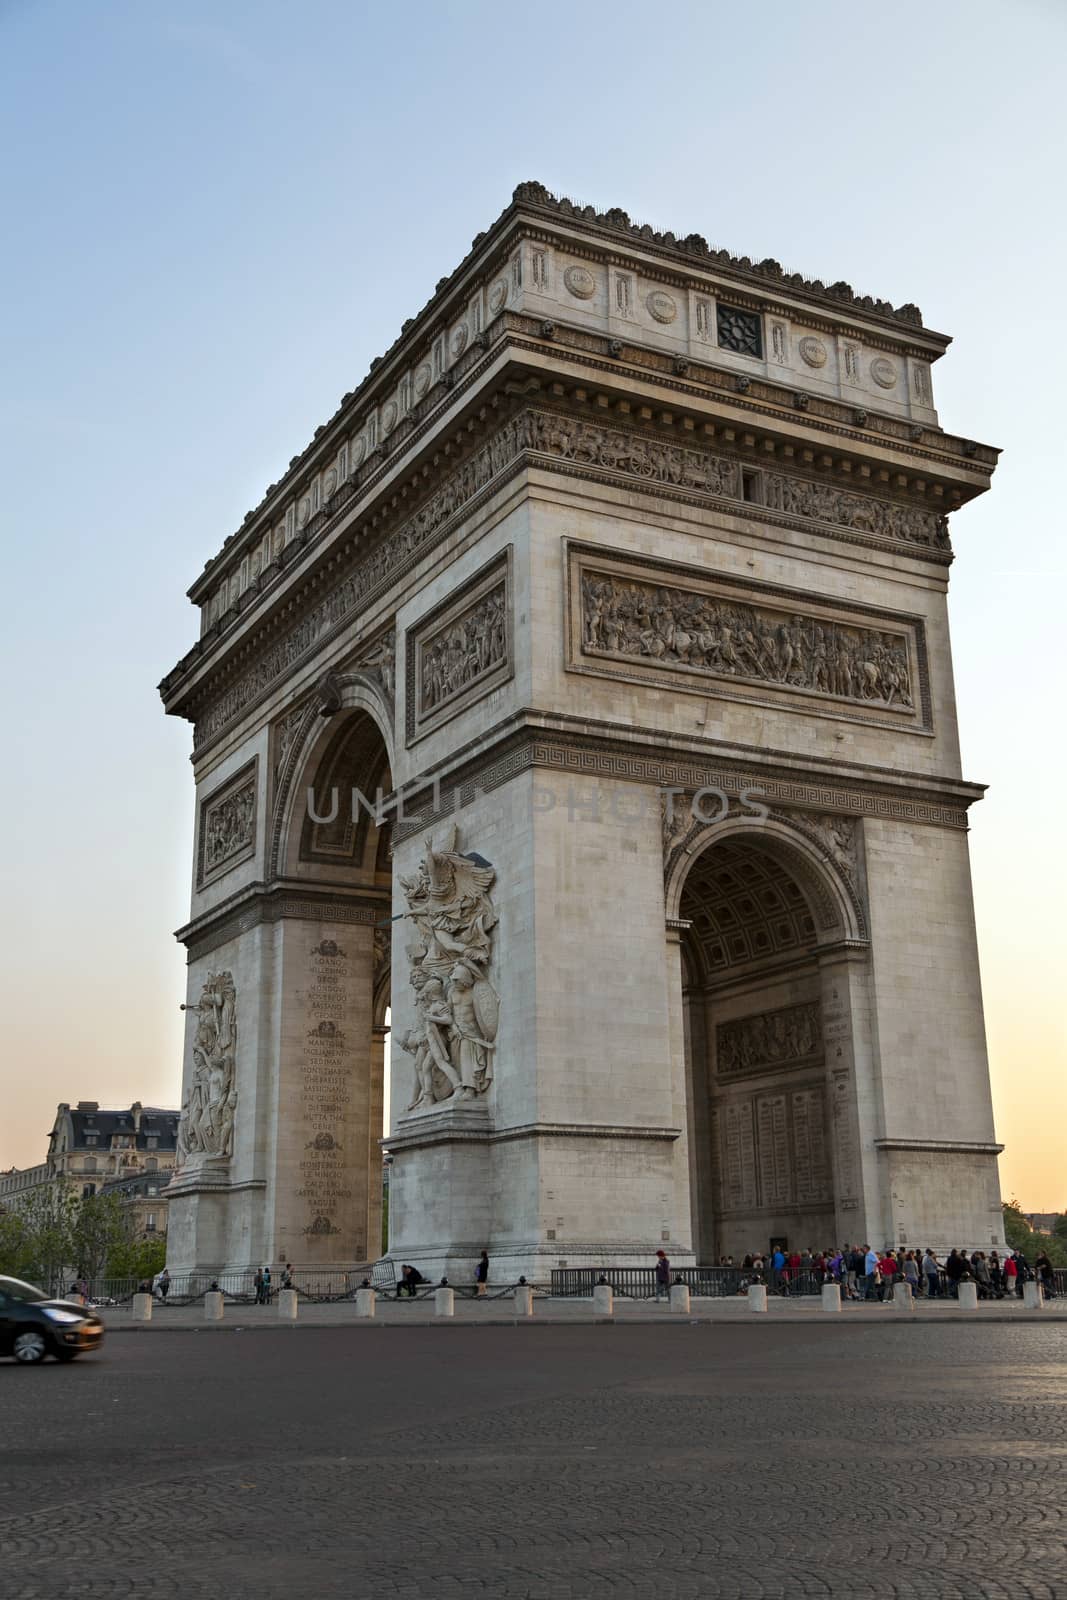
(513, 1283, 534, 1316)
(1023, 1282, 1045, 1310)
(669, 1283, 691, 1314)
(131, 1292, 153, 1322)
(820, 1283, 841, 1314)
(818, 947, 880, 1248)
(278, 1288, 298, 1320)
(204, 1290, 224, 1321)
(748, 1283, 768, 1313)
(355, 1286, 376, 1318)
(593, 1283, 614, 1317)
(957, 1281, 978, 1310)
(435, 1285, 455, 1317)
(892, 1281, 911, 1310)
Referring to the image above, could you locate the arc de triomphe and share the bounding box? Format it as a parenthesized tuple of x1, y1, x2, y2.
(160, 183, 1005, 1278)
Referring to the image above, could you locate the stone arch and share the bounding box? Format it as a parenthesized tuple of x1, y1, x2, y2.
(667, 810, 869, 1263)
(664, 809, 867, 949)
(270, 673, 395, 883)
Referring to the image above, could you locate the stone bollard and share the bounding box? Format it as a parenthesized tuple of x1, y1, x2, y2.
(355, 1287, 376, 1318)
(1023, 1282, 1045, 1310)
(593, 1283, 614, 1317)
(669, 1283, 691, 1314)
(957, 1281, 978, 1311)
(435, 1286, 455, 1318)
(892, 1281, 912, 1310)
(821, 1283, 841, 1314)
(204, 1290, 224, 1322)
(513, 1283, 534, 1316)
(278, 1288, 298, 1320)
(131, 1292, 153, 1322)
(748, 1283, 768, 1313)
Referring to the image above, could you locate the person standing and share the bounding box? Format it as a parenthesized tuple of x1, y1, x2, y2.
(1035, 1253, 1056, 1298)
(654, 1249, 671, 1301)
(922, 1248, 940, 1298)
(475, 1250, 490, 1293)
(863, 1244, 880, 1301)
(1003, 1251, 1018, 1298)
(903, 1252, 919, 1299)
(281, 1262, 293, 1291)
(253, 1267, 264, 1304)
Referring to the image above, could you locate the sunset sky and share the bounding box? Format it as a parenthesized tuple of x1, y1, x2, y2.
(1, 1, 1063, 1209)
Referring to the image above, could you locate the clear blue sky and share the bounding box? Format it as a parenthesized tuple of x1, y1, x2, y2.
(1, 0, 1064, 1204)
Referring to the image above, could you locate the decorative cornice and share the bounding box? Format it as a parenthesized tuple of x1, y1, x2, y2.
(176, 879, 389, 963)
(387, 712, 983, 847)
(173, 185, 996, 666)
(384, 1118, 682, 1153)
(165, 396, 978, 756)
(874, 1138, 1004, 1156)
(510, 181, 930, 330)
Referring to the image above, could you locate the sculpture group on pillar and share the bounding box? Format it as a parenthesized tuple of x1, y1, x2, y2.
(398, 825, 500, 1110)
(176, 971, 238, 1164)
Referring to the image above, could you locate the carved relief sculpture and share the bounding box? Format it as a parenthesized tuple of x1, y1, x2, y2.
(199, 770, 256, 883)
(192, 408, 943, 751)
(419, 583, 506, 716)
(717, 1001, 822, 1080)
(581, 572, 914, 712)
(176, 971, 238, 1164)
(397, 824, 500, 1109)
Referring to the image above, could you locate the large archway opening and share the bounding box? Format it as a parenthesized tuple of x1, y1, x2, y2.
(274, 696, 394, 1266)
(678, 832, 839, 1263)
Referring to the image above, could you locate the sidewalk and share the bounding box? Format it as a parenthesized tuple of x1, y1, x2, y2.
(104, 1294, 1067, 1331)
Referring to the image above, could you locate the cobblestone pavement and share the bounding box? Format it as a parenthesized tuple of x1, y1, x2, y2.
(2, 1324, 1065, 1598)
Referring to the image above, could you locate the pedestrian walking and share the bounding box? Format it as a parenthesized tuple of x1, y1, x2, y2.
(475, 1250, 489, 1293)
(159, 1268, 171, 1301)
(253, 1267, 264, 1304)
(1003, 1252, 1018, 1297)
(262, 1265, 272, 1303)
(654, 1249, 671, 1301)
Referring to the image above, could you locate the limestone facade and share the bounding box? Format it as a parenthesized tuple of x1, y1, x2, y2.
(159, 184, 1004, 1277)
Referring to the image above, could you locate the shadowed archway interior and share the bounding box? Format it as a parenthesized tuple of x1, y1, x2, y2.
(680, 835, 836, 1263)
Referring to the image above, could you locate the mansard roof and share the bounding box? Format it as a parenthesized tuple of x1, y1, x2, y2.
(52, 1104, 180, 1153)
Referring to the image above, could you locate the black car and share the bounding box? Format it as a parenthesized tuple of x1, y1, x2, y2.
(0, 1275, 105, 1363)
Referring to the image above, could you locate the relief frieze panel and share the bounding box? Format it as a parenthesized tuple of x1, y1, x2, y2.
(716, 1000, 823, 1082)
(406, 552, 512, 744)
(569, 546, 927, 727)
(197, 759, 258, 886)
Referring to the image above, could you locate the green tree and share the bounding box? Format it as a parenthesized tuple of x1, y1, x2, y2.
(106, 1233, 167, 1282)
(1003, 1199, 1067, 1269)
(71, 1192, 129, 1283)
(1, 1185, 81, 1293)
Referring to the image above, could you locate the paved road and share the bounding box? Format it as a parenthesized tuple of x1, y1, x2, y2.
(2, 1324, 1065, 1598)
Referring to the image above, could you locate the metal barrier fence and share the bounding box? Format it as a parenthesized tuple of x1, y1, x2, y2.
(550, 1265, 1067, 1300)
(67, 1262, 1065, 1307)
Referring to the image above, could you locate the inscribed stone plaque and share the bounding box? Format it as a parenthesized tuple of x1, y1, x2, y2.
(756, 1093, 791, 1208)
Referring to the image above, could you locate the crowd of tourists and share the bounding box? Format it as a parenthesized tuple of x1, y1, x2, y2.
(715, 1244, 1059, 1300)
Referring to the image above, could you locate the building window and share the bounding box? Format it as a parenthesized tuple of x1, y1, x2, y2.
(85, 1133, 98, 1146)
(83, 1157, 97, 1174)
(145, 1157, 158, 1173)
(82, 1183, 96, 1198)
(146, 1136, 158, 1149)
(146, 1214, 157, 1233)
(717, 305, 763, 359)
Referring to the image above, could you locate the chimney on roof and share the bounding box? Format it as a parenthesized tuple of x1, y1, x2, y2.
(131, 1102, 142, 1131)
(76, 1101, 99, 1112)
